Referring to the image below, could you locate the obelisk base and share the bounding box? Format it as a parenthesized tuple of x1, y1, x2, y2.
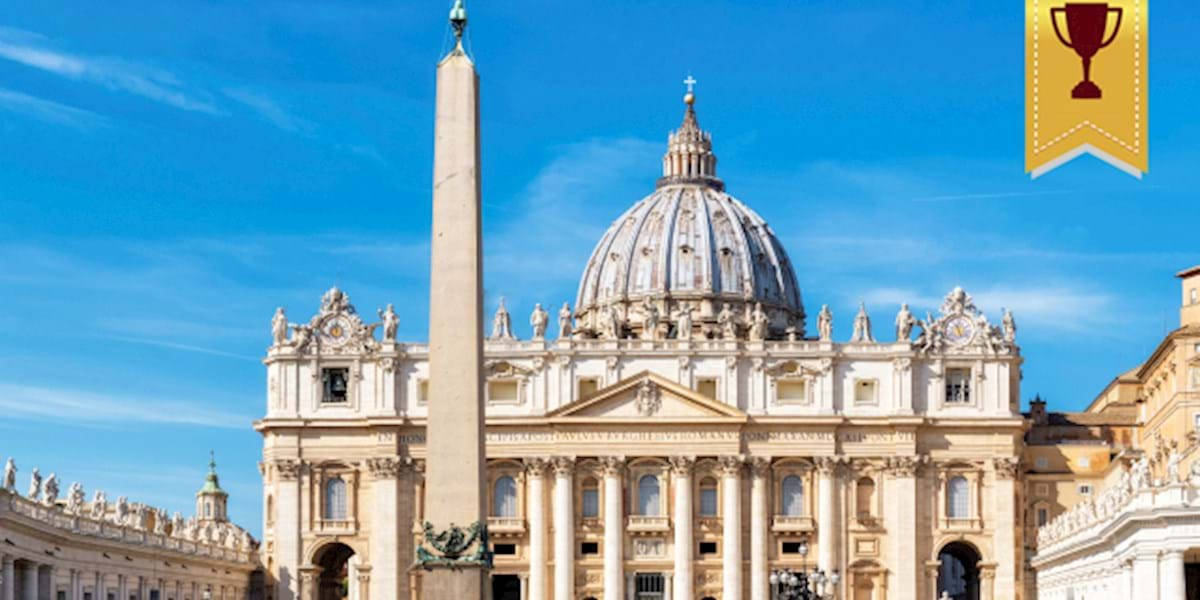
(419, 567, 489, 599)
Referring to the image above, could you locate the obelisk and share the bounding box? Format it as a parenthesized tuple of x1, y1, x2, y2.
(422, 0, 489, 597)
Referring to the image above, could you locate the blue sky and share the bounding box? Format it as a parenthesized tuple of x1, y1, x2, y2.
(0, 1, 1197, 536)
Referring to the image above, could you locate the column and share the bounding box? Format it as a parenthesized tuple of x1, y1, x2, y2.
(552, 457, 575, 600)
(1122, 560, 1134, 599)
(1133, 553, 1159, 599)
(669, 456, 694, 600)
(366, 456, 404, 600)
(525, 459, 547, 600)
(96, 573, 105, 600)
(518, 575, 527, 600)
(117, 575, 127, 600)
(70, 569, 79, 600)
(720, 456, 743, 600)
(601, 457, 624, 600)
(273, 459, 303, 600)
(20, 562, 36, 600)
(2, 556, 14, 600)
(888, 457, 920, 600)
(1161, 550, 1185, 600)
(623, 574, 634, 600)
(749, 459, 770, 600)
(662, 571, 672, 600)
(990, 459, 1018, 600)
(815, 457, 838, 575)
(923, 563, 940, 600)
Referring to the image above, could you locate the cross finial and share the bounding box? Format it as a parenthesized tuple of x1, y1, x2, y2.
(209, 450, 216, 471)
(683, 75, 697, 94)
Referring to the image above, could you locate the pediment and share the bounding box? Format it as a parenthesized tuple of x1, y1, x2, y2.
(548, 371, 746, 421)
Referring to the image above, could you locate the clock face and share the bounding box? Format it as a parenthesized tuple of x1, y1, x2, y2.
(944, 315, 975, 346)
(323, 316, 352, 345)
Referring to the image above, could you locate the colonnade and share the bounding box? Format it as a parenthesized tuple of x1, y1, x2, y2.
(0, 554, 245, 600)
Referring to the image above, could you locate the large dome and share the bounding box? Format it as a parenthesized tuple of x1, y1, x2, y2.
(574, 94, 805, 340)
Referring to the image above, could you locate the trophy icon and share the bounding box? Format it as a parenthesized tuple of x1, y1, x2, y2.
(1051, 3, 1123, 99)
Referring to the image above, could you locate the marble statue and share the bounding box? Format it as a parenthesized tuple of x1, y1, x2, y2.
(1002, 308, 1017, 343)
(67, 482, 85, 514)
(490, 298, 515, 340)
(271, 307, 288, 345)
(895, 303, 915, 341)
(1189, 460, 1200, 486)
(378, 304, 399, 342)
(3, 457, 15, 491)
(28, 467, 41, 500)
(91, 490, 107, 520)
(42, 473, 59, 505)
(557, 302, 572, 339)
(717, 303, 738, 340)
(114, 496, 130, 525)
(1166, 448, 1183, 484)
(290, 324, 313, 351)
(850, 302, 874, 342)
(817, 305, 833, 342)
(749, 302, 769, 341)
(1131, 456, 1151, 489)
(641, 297, 660, 340)
(529, 303, 549, 340)
(154, 508, 168, 534)
(606, 305, 624, 340)
(674, 303, 695, 341)
(172, 512, 185, 536)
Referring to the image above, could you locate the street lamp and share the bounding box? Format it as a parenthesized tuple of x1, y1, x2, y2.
(768, 535, 839, 600)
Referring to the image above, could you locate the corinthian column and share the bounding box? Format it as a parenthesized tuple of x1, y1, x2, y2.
(886, 455, 921, 600)
(601, 457, 625, 600)
(552, 457, 575, 600)
(525, 459, 548, 600)
(670, 456, 695, 600)
(815, 457, 839, 575)
(719, 456, 744, 600)
(273, 459, 303, 600)
(748, 458, 770, 600)
(991, 457, 1019, 600)
(366, 456, 405, 600)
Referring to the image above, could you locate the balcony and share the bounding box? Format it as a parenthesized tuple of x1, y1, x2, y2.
(487, 517, 527, 536)
(940, 516, 983, 531)
(626, 515, 671, 534)
(771, 515, 815, 533)
(315, 519, 354, 534)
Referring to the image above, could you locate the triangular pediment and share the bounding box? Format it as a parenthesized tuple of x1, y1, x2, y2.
(548, 371, 746, 421)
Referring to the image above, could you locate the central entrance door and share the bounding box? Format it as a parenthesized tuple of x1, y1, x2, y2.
(491, 575, 520, 600)
(634, 573, 665, 600)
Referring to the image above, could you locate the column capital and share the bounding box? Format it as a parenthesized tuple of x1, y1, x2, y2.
(523, 457, 549, 477)
(748, 456, 772, 479)
(551, 456, 575, 478)
(991, 457, 1020, 480)
(600, 456, 626, 476)
(884, 454, 928, 478)
(814, 455, 843, 476)
(365, 456, 407, 480)
(273, 459, 304, 481)
(718, 455, 744, 477)
(669, 455, 695, 476)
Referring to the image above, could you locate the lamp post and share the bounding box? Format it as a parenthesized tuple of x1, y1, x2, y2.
(768, 535, 840, 600)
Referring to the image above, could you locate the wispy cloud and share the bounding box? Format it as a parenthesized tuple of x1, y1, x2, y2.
(0, 27, 218, 113)
(99, 334, 261, 362)
(0, 383, 255, 429)
(860, 284, 1120, 334)
(0, 86, 105, 128)
(223, 87, 314, 134)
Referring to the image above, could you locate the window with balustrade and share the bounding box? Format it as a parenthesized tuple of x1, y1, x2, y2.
(855, 477, 875, 520)
(947, 476, 969, 519)
(699, 477, 718, 517)
(581, 477, 599, 518)
(492, 476, 517, 517)
(781, 475, 804, 516)
(324, 476, 347, 520)
(637, 474, 661, 516)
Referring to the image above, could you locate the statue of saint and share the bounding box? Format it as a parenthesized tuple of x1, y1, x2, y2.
(378, 304, 399, 342)
(749, 302, 769, 341)
(529, 303, 549, 340)
(490, 298, 515, 340)
(1002, 308, 1017, 343)
(271, 308, 288, 346)
(27, 467, 41, 500)
(91, 490, 108, 520)
(290, 324, 313, 351)
(817, 305, 833, 342)
(642, 297, 660, 340)
(606, 305, 624, 340)
(717, 303, 738, 340)
(3, 457, 15, 491)
(850, 302, 874, 342)
(895, 303, 915, 341)
(42, 473, 59, 505)
(557, 302, 573, 339)
(674, 303, 695, 341)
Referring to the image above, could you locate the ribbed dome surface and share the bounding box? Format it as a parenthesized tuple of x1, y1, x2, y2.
(573, 96, 804, 339)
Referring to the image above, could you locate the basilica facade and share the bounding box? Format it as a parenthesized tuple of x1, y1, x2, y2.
(256, 92, 1026, 600)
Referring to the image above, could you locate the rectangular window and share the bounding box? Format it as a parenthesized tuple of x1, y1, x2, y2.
(417, 379, 429, 405)
(580, 541, 599, 555)
(1036, 507, 1048, 527)
(578, 377, 600, 399)
(487, 380, 520, 404)
(697, 377, 718, 399)
(945, 368, 971, 404)
(1034, 483, 1049, 496)
(321, 368, 349, 403)
(1076, 457, 1091, 468)
(1078, 484, 1093, 496)
(776, 380, 808, 405)
(492, 543, 517, 555)
(698, 541, 718, 555)
(699, 488, 718, 517)
(84, 594, 92, 600)
(581, 488, 599, 518)
(781, 541, 805, 554)
(854, 379, 878, 405)
(1034, 457, 1049, 470)
(635, 573, 665, 598)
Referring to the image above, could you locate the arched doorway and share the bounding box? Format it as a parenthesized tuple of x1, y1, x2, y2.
(313, 542, 356, 600)
(937, 542, 981, 600)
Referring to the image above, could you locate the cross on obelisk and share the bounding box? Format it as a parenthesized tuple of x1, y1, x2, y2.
(420, 0, 490, 597)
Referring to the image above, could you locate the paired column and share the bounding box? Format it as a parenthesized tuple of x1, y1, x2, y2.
(601, 457, 624, 600)
(669, 456, 694, 600)
(887, 456, 920, 600)
(20, 562, 37, 600)
(1133, 553, 1159, 598)
(272, 459, 303, 600)
(2, 556, 14, 600)
(719, 456, 743, 600)
(1161, 550, 1185, 599)
(366, 456, 404, 600)
(748, 459, 770, 600)
(815, 457, 838, 576)
(524, 459, 548, 600)
(552, 457, 575, 600)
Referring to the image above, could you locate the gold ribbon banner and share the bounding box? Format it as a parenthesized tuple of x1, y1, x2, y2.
(1025, 0, 1148, 178)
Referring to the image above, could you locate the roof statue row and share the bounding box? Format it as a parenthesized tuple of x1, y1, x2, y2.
(268, 285, 1017, 354)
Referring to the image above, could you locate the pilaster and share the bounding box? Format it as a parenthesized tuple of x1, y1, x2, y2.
(719, 455, 743, 600)
(748, 458, 770, 600)
(366, 456, 406, 600)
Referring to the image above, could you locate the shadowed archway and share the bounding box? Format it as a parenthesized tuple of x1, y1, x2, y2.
(313, 542, 355, 600)
(937, 541, 981, 600)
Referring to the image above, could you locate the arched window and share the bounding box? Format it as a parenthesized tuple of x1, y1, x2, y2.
(637, 474, 661, 516)
(325, 476, 347, 520)
(699, 477, 718, 517)
(581, 477, 599, 518)
(781, 475, 804, 516)
(947, 476, 969, 519)
(493, 476, 517, 517)
(856, 477, 875, 519)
